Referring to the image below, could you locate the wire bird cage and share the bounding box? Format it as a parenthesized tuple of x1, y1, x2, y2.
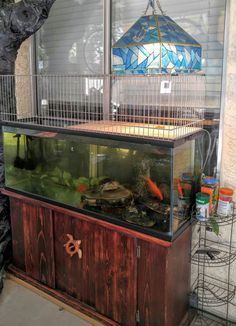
(0, 74, 205, 140)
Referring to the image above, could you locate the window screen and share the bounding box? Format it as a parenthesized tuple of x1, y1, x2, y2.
(36, 0, 104, 75)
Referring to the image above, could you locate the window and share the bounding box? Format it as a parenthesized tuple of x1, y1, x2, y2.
(36, 0, 104, 74)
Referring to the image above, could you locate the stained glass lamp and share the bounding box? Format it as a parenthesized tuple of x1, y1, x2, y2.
(112, 14, 202, 74)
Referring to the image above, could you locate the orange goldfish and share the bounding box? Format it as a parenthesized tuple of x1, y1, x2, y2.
(177, 179, 184, 198)
(144, 177, 164, 201)
(76, 184, 88, 193)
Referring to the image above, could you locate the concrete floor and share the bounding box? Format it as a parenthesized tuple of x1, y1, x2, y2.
(0, 279, 93, 326)
(1, 279, 229, 326)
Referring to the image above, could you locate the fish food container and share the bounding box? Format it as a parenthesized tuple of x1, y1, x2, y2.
(217, 188, 234, 216)
(201, 177, 219, 215)
(196, 192, 210, 221)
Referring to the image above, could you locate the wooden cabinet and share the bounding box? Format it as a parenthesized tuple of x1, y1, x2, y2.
(7, 193, 191, 326)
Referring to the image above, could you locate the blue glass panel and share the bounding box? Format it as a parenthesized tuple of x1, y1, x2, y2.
(158, 16, 200, 46)
(147, 57, 160, 68)
(167, 51, 174, 64)
(137, 57, 148, 69)
(113, 48, 121, 57)
(125, 49, 133, 68)
(138, 45, 151, 57)
(191, 49, 196, 62)
(161, 53, 170, 68)
(117, 48, 128, 62)
(113, 15, 159, 47)
(153, 52, 160, 62)
(175, 60, 181, 68)
(112, 44, 201, 73)
(127, 59, 139, 70)
(161, 44, 202, 70)
(175, 44, 184, 53)
(161, 45, 167, 57)
(172, 51, 179, 64)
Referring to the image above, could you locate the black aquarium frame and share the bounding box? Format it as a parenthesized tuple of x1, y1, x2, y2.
(1, 120, 204, 148)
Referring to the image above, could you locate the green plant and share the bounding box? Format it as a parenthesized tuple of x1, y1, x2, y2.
(209, 217, 220, 236)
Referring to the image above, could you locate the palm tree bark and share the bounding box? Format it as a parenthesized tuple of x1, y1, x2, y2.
(0, 0, 56, 291)
(0, 0, 56, 74)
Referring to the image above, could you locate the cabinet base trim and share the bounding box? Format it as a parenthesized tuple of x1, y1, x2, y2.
(7, 266, 119, 326)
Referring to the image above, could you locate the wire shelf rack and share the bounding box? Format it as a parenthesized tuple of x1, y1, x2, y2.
(191, 238, 236, 267)
(0, 74, 205, 140)
(192, 212, 236, 227)
(191, 274, 236, 307)
(208, 213, 236, 227)
(190, 314, 229, 326)
(191, 207, 236, 324)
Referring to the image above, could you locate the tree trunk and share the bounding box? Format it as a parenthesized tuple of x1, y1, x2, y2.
(0, 0, 56, 291)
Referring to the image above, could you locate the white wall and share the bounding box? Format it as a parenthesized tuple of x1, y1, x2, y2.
(220, 0, 236, 196)
(219, 0, 236, 318)
(191, 2, 236, 321)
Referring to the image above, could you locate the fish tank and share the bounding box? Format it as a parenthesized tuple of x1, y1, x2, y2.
(3, 126, 203, 241)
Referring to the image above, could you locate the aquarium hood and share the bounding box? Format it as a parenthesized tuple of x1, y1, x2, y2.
(112, 1, 202, 74)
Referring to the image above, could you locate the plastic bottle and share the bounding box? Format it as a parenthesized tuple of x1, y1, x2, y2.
(201, 177, 219, 215)
(217, 188, 234, 216)
(196, 192, 210, 221)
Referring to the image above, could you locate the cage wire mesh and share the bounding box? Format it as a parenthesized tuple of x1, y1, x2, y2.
(0, 74, 205, 140)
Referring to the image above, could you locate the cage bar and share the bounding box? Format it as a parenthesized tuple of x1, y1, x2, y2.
(0, 74, 205, 140)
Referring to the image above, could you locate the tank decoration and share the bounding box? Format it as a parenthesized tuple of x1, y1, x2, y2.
(112, 0, 201, 74)
(13, 135, 25, 169)
(13, 135, 37, 170)
(133, 158, 152, 200)
(122, 205, 156, 227)
(81, 180, 133, 213)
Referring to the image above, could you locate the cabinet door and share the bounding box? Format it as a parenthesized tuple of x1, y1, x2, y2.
(54, 212, 96, 308)
(23, 203, 55, 288)
(54, 212, 137, 325)
(94, 226, 137, 325)
(10, 198, 55, 288)
(137, 229, 191, 326)
(137, 240, 167, 326)
(10, 198, 26, 272)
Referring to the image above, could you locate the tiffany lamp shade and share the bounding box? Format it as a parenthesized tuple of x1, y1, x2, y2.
(112, 15, 202, 74)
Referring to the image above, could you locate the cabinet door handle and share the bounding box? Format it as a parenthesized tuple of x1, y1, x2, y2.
(64, 234, 82, 259)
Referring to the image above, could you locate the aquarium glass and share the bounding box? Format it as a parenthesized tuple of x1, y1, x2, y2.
(3, 127, 200, 239)
(172, 141, 197, 234)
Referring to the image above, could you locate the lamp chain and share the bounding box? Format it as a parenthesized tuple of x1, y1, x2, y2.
(144, 0, 166, 15)
(155, 0, 166, 15)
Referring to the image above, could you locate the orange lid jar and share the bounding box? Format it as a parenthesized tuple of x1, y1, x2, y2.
(219, 188, 234, 201)
(217, 187, 234, 216)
